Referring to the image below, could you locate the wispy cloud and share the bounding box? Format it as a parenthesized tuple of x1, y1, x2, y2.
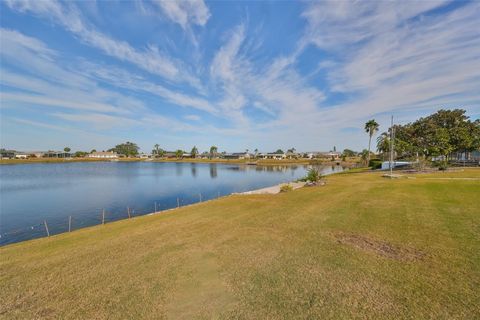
(153, 0, 210, 29)
(4, 0, 198, 85)
(299, 1, 480, 127)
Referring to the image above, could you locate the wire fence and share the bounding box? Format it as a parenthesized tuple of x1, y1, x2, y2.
(0, 190, 230, 246)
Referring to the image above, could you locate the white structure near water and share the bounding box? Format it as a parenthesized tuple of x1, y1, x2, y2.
(87, 151, 118, 159)
(381, 161, 412, 170)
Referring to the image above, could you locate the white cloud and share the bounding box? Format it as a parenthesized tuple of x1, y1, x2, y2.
(3, 0, 197, 83)
(298, 1, 480, 131)
(184, 114, 201, 121)
(52, 112, 141, 129)
(0, 29, 149, 120)
(154, 0, 211, 29)
(80, 63, 217, 114)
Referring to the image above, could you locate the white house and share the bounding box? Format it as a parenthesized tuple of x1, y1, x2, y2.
(87, 151, 118, 159)
(223, 152, 251, 160)
(14, 152, 28, 159)
(260, 153, 287, 160)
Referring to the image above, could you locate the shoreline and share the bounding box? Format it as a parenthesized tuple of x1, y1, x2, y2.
(0, 157, 358, 167)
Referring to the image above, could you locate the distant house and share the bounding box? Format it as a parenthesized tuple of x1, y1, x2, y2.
(285, 151, 298, 159)
(323, 151, 341, 159)
(138, 153, 152, 159)
(260, 153, 286, 160)
(14, 152, 28, 159)
(44, 151, 71, 158)
(27, 151, 46, 158)
(223, 152, 251, 160)
(87, 151, 118, 159)
(0, 150, 16, 159)
(450, 151, 480, 162)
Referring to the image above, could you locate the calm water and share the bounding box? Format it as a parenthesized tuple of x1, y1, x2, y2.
(0, 162, 344, 245)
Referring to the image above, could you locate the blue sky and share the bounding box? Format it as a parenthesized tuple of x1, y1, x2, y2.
(1, 0, 479, 153)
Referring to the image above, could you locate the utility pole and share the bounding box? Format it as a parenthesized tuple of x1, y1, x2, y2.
(390, 115, 394, 176)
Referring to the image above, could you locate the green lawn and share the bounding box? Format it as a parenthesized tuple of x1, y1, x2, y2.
(1, 169, 479, 319)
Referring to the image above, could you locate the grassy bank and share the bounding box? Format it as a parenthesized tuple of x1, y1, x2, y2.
(1, 169, 479, 319)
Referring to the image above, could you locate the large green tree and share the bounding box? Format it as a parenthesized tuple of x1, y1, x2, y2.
(364, 119, 379, 164)
(375, 109, 479, 163)
(109, 142, 139, 157)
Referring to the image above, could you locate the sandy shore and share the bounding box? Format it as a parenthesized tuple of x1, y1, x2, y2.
(236, 181, 306, 195)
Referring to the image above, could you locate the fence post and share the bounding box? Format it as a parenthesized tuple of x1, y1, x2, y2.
(177, 197, 180, 208)
(44, 220, 50, 237)
(199, 193, 202, 202)
(102, 209, 105, 225)
(68, 216, 72, 232)
(155, 201, 157, 212)
(127, 207, 131, 219)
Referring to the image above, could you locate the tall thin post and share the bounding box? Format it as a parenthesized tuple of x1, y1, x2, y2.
(68, 216, 72, 232)
(102, 209, 105, 225)
(127, 207, 131, 219)
(44, 220, 50, 237)
(177, 197, 180, 208)
(390, 115, 394, 176)
(199, 193, 202, 202)
(154, 201, 157, 212)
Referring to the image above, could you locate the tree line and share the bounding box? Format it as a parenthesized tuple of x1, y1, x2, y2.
(372, 109, 479, 162)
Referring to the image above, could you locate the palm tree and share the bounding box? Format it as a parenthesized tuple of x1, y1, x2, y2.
(154, 144, 160, 156)
(376, 132, 389, 160)
(365, 119, 379, 165)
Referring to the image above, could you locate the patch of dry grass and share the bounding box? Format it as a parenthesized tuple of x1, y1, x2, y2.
(1, 169, 479, 319)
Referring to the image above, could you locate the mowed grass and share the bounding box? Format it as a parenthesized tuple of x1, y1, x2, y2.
(1, 169, 479, 319)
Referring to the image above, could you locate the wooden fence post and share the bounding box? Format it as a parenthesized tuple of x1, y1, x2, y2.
(68, 216, 72, 232)
(127, 207, 131, 219)
(44, 220, 50, 237)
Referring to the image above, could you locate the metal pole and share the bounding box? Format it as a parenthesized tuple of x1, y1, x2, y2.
(44, 220, 50, 237)
(390, 115, 393, 176)
(102, 209, 105, 225)
(68, 216, 72, 232)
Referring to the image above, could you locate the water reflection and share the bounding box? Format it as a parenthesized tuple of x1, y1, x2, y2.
(209, 163, 217, 178)
(190, 163, 197, 178)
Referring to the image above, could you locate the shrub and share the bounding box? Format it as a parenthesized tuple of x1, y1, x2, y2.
(368, 158, 382, 170)
(280, 184, 293, 192)
(306, 168, 321, 182)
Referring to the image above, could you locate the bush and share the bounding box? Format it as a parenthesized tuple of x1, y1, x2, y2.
(368, 158, 382, 170)
(280, 184, 293, 192)
(306, 168, 321, 182)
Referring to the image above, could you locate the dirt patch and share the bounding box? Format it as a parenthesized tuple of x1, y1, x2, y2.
(335, 233, 425, 262)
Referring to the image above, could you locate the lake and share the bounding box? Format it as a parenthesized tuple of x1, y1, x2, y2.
(0, 161, 344, 245)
